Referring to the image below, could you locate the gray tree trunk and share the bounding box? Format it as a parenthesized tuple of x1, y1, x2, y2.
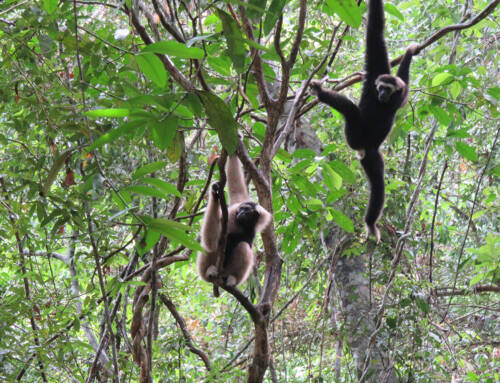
(332, 253, 398, 382)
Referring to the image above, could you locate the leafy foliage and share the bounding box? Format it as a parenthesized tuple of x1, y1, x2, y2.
(0, 0, 498, 382)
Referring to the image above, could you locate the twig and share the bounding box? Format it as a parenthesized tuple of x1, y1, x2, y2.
(442, 125, 500, 320)
(160, 294, 211, 370)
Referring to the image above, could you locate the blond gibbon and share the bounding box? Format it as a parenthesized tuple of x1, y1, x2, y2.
(197, 155, 271, 286)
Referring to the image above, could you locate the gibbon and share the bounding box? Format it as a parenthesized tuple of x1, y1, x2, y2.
(197, 155, 271, 286)
(310, 0, 418, 242)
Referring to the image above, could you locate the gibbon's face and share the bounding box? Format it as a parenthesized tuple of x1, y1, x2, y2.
(375, 75, 403, 103)
(236, 202, 260, 228)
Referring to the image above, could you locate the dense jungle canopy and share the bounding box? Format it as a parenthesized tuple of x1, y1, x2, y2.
(0, 0, 499, 382)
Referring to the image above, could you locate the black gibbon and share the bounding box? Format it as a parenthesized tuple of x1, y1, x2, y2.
(310, 0, 418, 242)
(197, 155, 271, 286)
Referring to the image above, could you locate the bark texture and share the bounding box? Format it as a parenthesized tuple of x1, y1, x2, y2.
(333, 254, 398, 382)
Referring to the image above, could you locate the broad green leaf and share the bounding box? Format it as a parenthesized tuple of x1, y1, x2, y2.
(292, 149, 317, 159)
(132, 161, 168, 180)
(449, 81, 461, 99)
(87, 120, 144, 152)
(42, 149, 75, 196)
(247, 0, 268, 19)
(140, 216, 203, 252)
(43, 0, 58, 14)
(142, 41, 204, 59)
(326, 0, 362, 28)
(306, 198, 323, 211)
(330, 209, 354, 233)
(322, 164, 342, 190)
(216, 8, 246, 73)
(197, 91, 238, 154)
(136, 230, 161, 256)
(141, 178, 181, 198)
(207, 55, 232, 77)
(327, 160, 356, 184)
(167, 131, 184, 162)
(430, 105, 450, 126)
(455, 142, 478, 162)
(263, 0, 287, 35)
(85, 108, 130, 118)
(385, 3, 404, 21)
(122, 185, 168, 199)
(136, 53, 167, 87)
(432, 72, 453, 87)
(151, 117, 177, 150)
(487, 87, 500, 100)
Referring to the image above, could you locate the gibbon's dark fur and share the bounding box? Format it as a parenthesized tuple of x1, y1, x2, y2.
(197, 155, 271, 286)
(310, 0, 418, 242)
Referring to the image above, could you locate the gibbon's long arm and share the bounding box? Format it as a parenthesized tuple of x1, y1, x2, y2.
(396, 46, 417, 85)
(226, 155, 249, 205)
(201, 188, 221, 252)
(365, 0, 390, 81)
(360, 149, 385, 242)
(311, 83, 360, 123)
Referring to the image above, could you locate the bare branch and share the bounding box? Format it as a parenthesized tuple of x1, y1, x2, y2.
(160, 295, 211, 370)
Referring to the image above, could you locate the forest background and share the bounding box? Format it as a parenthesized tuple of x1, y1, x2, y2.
(0, 0, 499, 382)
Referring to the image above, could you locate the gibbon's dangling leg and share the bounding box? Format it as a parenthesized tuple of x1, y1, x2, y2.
(310, 0, 418, 243)
(198, 154, 271, 286)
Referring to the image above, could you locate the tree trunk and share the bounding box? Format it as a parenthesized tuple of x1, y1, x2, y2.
(332, 253, 398, 382)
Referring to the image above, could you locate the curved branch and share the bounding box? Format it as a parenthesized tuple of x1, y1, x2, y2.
(160, 294, 211, 370)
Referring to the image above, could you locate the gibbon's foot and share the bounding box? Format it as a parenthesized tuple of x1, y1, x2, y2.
(356, 149, 366, 160)
(225, 275, 237, 287)
(365, 224, 381, 244)
(206, 265, 219, 279)
(407, 43, 419, 55)
(309, 80, 323, 96)
(211, 181, 221, 199)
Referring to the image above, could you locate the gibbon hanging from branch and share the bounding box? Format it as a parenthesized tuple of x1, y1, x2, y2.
(197, 155, 271, 286)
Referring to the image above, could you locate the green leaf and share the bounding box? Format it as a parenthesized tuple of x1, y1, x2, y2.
(263, 0, 287, 35)
(167, 131, 184, 162)
(85, 108, 130, 118)
(216, 8, 246, 73)
(306, 198, 323, 211)
(197, 91, 238, 154)
(122, 185, 168, 199)
(384, 3, 404, 21)
(487, 86, 500, 100)
(42, 149, 75, 196)
(330, 209, 354, 233)
(325, 0, 362, 28)
(136, 230, 161, 256)
(87, 120, 143, 152)
(43, 0, 58, 14)
(449, 81, 461, 99)
(322, 164, 342, 190)
(247, 0, 268, 20)
(142, 41, 204, 59)
(132, 161, 169, 180)
(430, 105, 450, 126)
(327, 160, 356, 184)
(455, 142, 478, 162)
(432, 72, 453, 87)
(141, 216, 203, 252)
(136, 53, 167, 88)
(141, 178, 181, 197)
(151, 116, 177, 150)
